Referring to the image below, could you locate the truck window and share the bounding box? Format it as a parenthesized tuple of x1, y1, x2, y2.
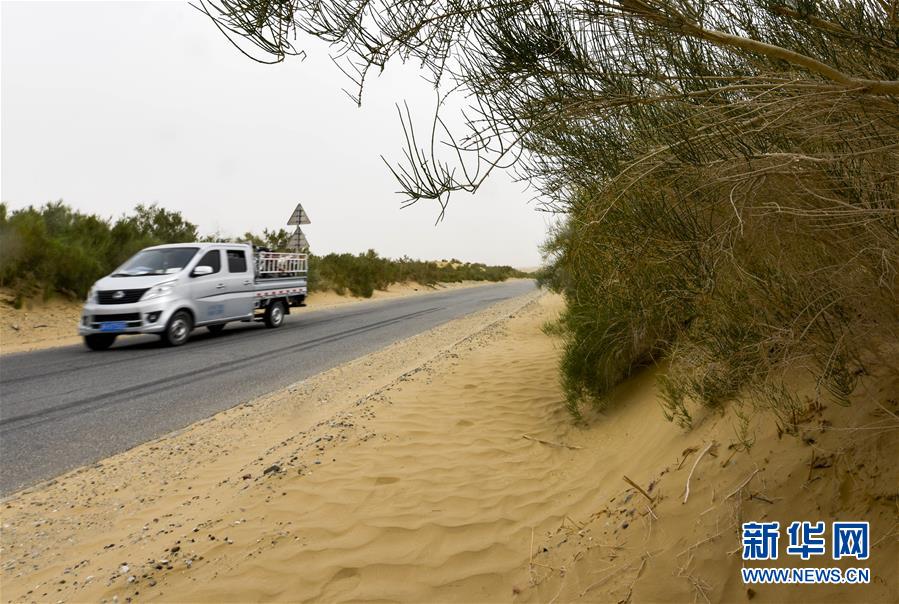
(197, 249, 221, 274)
(112, 247, 198, 277)
(227, 250, 248, 273)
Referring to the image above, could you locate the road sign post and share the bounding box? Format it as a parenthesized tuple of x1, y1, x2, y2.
(286, 204, 311, 253)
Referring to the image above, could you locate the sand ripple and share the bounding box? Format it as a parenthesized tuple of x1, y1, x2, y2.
(138, 297, 593, 602)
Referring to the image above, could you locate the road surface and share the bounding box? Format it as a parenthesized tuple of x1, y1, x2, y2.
(0, 280, 535, 495)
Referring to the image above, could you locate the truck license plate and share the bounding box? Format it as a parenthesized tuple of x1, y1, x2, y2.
(99, 321, 127, 332)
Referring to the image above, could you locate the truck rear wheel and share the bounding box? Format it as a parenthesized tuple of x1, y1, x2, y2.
(162, 310, 193, 346)
(264, 300, 286, 328)
(84, 334, 117, 351)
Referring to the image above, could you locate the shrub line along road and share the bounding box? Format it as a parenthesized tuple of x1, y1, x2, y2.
(0, 280, 536, 495)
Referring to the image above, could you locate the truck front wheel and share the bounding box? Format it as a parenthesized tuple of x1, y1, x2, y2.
(84, 334, 117, 351)
(162, 310, 193, 346)
(264, 300, 286, 328)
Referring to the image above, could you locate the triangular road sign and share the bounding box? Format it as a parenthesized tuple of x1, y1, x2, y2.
(287, 203, 311, 225)
(288, 227, 309, 250)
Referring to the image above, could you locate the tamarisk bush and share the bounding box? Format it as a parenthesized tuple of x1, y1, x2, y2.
(0, 202, 199, 300)
(1, 202, 521, 302)
(200, 0, 899, 420)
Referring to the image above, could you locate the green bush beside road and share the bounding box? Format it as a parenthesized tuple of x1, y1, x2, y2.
(0, 202, 524, 304)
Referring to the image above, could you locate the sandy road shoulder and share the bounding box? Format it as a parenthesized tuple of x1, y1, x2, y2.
(0, 288, 544, 601)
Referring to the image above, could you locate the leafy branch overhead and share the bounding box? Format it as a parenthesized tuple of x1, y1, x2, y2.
(196, 0, 899, 205)
(197, 0, 898, 422)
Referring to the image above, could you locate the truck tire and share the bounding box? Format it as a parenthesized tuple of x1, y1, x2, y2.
(207, 324, 226, 334)
(162, 310, 193, 346)
(84, 334, 117, 351)
(264, 300, 286, 328)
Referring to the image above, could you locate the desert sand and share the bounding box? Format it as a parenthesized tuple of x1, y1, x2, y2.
(1, 293, 896, 603)
(0, 281, 496, 355)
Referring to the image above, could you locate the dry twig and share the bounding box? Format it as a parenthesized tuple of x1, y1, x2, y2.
(522, 434, 583, 450)
(724, 469, 760, 501)
(623, 475, 655, 503)
(683, 442, 715, 504)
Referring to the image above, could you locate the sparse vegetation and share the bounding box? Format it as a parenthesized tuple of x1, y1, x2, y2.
(0, 202, 523, 302)
(200, 0, 899, 423)
(306, 250, 521, 298)
(0, 202, 198, 304)
(206, 225, 524, 297)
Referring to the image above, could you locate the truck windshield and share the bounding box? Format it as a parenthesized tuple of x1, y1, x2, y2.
(112, 247, 199, 277)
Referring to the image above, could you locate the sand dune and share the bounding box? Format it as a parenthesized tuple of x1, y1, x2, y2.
(1, 293, 896, 603)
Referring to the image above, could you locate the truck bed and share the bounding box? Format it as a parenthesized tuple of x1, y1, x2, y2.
(253, 276, 306, 294)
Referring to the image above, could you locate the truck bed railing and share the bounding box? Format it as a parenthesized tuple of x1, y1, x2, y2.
(256, 252, 308, 277)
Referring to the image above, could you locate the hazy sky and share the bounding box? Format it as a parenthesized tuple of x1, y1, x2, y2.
(1, 1, 550, 267)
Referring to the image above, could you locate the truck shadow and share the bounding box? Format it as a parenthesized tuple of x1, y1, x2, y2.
(101, 321, 292, 352)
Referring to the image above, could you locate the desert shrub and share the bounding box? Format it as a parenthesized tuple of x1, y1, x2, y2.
(199, 0, 899, 422)
(544, 156, 897, 418)
(0, 202, 523, 301)
(308, 250, 522, 297)
(0, 202, 198, 298)
(210, 228, 524, 295)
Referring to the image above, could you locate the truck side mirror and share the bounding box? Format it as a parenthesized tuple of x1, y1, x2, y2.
(192, 265, 214, 277)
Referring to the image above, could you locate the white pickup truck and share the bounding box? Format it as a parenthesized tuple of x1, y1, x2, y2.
(79, 242, 307, 350)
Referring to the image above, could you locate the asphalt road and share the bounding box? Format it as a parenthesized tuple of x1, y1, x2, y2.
(0, 280, 535, 496)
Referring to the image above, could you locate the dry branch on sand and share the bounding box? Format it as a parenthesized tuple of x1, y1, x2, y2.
(522, 434, 583, 450)
(683, 441, 715, 504)
(623, 475, 655, 504)
(724, 469, 760, 501)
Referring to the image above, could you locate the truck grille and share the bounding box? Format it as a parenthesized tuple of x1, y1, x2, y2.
(92, 313, 141, 322)
(90, 313, 142, 329)
(97, 288, 149, 304)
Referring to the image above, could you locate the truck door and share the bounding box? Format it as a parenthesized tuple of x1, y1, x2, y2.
(191, 249, 228, 323)
(224, 248, 255, 319)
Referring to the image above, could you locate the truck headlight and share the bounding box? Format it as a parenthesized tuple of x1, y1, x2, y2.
(86, 288, 98, 304)
(142, 280, 178, 301)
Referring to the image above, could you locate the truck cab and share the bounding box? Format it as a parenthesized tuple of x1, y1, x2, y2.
(79, 242, 307, 350)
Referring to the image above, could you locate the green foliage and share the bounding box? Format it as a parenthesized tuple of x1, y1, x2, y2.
(308, 250, 521, 298)
(0, 202, 198, 298)
(0, 201, 523, 300)
(540, 183, 713, 416)
(216, 228, 292, 251)
(202, 0, 899, 426)
(543, 167, 897, 421)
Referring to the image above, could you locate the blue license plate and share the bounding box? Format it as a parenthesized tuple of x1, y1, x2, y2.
(99, 321, 127, 332)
